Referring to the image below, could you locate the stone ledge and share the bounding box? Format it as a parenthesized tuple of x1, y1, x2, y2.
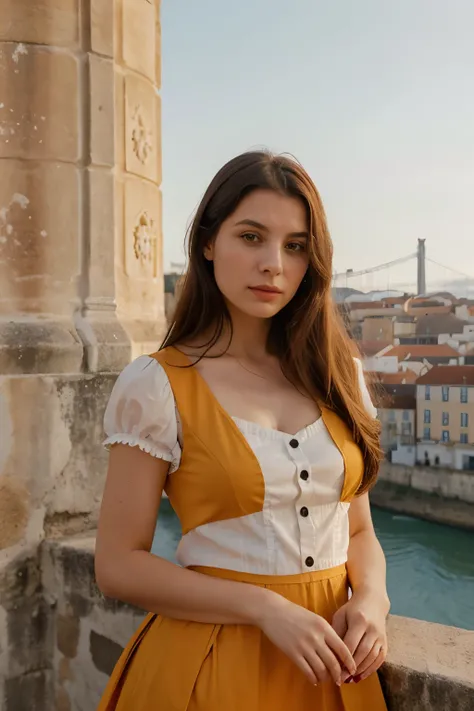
(2, 535, 473, 710)
(48, 536, 474, 711)
(381, 616, 474, 710)
(0, 317, 83, 374)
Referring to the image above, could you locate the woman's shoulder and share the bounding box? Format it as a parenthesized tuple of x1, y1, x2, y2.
(113, 353, 170, 389)
(103, 353, 180, 469)
(105, 353, 177, 414)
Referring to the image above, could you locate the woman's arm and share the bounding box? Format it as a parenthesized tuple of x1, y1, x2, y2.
(346, 493, 390, 608)
(332, 494, 390, 682)
(95, 444, 271, 625)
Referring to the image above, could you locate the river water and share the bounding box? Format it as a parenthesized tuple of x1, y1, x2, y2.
(152, 499, 474, 631)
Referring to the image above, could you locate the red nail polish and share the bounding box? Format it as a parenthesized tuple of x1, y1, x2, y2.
(354, 675, 362, 683)
(344, 676, 353, 684)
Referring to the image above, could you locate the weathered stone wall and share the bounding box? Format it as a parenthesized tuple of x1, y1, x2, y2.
(0, 0, 164, 707)
(372, 462, 474, 530)
(379, 462, 474, 504)
(43, 537, 145, 711)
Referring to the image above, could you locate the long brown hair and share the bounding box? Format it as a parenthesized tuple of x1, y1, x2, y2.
(162, 151, 382, 492)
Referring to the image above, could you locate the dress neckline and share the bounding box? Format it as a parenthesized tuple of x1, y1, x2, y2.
(169, 347, 324, 439)
(232, 415, 325, 441)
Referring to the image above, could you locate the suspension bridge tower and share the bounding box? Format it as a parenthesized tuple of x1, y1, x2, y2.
(417, 239, 426, 295)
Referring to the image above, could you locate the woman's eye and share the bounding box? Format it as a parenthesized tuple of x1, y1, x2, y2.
(286, 242, 306, 252)
(241, 232, 260, 243)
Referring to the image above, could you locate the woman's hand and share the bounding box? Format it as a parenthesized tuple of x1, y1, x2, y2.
(331, 588, 389, 683)
(258, 593, 357, 686)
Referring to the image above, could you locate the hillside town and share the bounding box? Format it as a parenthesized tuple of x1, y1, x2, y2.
(339, 290, 474, 471)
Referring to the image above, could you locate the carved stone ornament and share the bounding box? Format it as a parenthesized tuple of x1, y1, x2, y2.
(131, 106, 152, 164)
(133, 211, 156, 267)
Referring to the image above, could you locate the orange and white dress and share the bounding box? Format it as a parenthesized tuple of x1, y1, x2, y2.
(98, 346, 387, 711)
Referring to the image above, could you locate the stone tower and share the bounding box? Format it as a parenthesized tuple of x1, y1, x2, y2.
(0, 1, 164, 707)
(417, 238, 426, 296)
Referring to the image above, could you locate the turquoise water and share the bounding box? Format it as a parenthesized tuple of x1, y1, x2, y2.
(372, 507, 474, 631)
(152, 499, 474, 631)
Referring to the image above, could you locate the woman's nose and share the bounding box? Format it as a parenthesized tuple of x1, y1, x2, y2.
(260, 246, 283, 275)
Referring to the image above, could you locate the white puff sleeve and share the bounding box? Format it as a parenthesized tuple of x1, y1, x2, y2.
(354, 357, 378, 419)
(103, 355, 181, 473)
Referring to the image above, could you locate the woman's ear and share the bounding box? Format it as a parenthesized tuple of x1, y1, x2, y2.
(203, 242, 214, 261)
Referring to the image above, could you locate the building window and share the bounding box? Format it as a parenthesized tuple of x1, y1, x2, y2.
(423, 427, 431, 440)
(442, 430, 450, 442)
(388, 410, 396, 423)
(402, 410, 410, 422)
(425, 385, 431, 401)
(461, 412, 469, 428)
(460, 433, 468, 445)
(442, 412, 449, 426)
(424, 409, 431, 424)
(442, 386, 449, 402)
(461, 387, 468, 404)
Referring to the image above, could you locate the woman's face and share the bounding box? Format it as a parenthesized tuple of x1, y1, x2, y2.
(204, 189, 310, 320)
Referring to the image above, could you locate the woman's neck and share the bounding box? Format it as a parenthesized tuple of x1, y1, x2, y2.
(185, 308, 271, 361)
(225, 324, 269, 361)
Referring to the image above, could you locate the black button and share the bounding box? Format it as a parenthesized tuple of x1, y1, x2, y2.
(289, 439, 299, 448)
(300, 506, 309, 517)
(305, 556, 314, 567)
(300, 470, 309, 481)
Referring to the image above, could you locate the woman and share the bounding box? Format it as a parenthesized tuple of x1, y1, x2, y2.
(95, 151, 390, 711)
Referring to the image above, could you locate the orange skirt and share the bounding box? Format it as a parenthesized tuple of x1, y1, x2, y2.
(97, 564, 387, 711)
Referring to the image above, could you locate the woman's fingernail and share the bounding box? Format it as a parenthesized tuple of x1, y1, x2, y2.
(344, 676, 353, 684)
(354, 675, 362, 683)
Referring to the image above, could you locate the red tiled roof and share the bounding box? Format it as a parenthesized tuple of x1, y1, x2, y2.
(417, 366, 474, 386)
(366, 371, 417, 385)
(384, 345, 459, 359)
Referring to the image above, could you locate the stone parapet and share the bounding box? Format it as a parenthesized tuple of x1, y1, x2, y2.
(1, 535, 473, 711)
(382, 616, 474, 710)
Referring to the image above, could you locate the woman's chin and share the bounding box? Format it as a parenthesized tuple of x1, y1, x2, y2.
(234, 303, 282, 320)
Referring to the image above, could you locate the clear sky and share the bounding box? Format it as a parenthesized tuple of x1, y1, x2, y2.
(161, 0, 474, 293)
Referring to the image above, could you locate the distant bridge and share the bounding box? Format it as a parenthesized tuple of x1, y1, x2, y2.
(332, 239, 473, 296)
